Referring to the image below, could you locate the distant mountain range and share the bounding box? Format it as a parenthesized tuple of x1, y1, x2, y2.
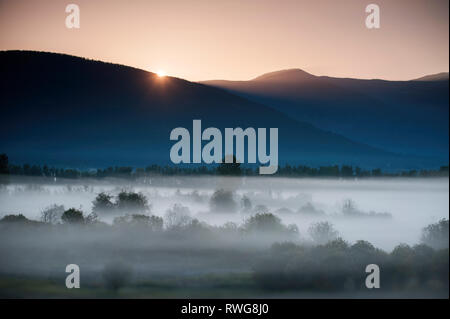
(202, 69, 449, 160)
(0, 51, 447, 170)
(412, 72, 449, 82)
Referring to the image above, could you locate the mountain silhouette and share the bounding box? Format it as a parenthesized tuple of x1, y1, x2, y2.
(252, 69, 316, 82)
(0, 51, 442, 169)
(412, 72, 449, 82)
(203, 69, 449, 160)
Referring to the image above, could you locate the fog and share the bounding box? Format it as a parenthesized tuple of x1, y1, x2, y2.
(1, 176, 447, 250)
(0, 175, 448, 298)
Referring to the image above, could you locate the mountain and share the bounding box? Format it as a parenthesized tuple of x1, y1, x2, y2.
(0, 51, 441, 170)
(412, 72, 449, 82)
(202, 69, 449, 160)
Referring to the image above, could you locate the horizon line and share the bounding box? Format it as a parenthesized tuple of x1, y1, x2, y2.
(1, 49, 449, 83)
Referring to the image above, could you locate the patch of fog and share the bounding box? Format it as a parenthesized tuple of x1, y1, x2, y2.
(0, 176, 448, 250)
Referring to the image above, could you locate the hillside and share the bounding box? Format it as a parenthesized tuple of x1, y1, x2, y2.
(0, 51, 439, 169)
(203, 69, 449, 159)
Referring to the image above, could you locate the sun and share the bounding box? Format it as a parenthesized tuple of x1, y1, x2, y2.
(156, 70, 166, 77)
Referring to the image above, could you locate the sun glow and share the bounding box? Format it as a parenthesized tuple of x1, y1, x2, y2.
(156, 70, 166, 77)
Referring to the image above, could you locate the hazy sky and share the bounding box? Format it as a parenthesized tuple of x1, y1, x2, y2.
(0, 0, 448, 81)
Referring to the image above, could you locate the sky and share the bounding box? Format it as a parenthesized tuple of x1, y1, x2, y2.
(0, 0, 448, 81)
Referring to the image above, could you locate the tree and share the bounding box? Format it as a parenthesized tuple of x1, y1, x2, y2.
(0, 154, 9, 174)
(209, 189, 237, 213)
(243, 213, 297, 235)
(240, 195, 252, 212)
(164, 204, 192, 229)
(85, 212, 100, 224)
(252, 205, 270, 214)
(0, 214, 29, 223)
(421, 219, 449, 249)
(116, 191, 149, 214)
(308, 221, 339, 245)
(114, 214, 163, 231)
(92, 192, 115, 215)
(217, 155, 241, 176)
(298, 203, 325, 216)
(61, 208, 84, 224)
(341, 165, 353, 177)
(40, 204, 64, 224)
(371, 168, 382, 177)
(342, 199, 360, 216)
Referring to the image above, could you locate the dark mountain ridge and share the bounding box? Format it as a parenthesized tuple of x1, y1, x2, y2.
(0, 51, 442, 170)
(203, 69, 449, 159)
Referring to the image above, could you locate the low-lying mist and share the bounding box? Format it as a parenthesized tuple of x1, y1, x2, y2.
(0, 175, 448, 298)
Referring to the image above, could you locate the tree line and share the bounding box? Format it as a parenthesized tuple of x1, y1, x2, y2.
(0, 153, 448, 179)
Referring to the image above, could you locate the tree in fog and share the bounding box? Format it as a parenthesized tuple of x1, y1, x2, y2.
(252, 205, 270, 215)
(114, 214, 163, 231)
(61, 208, 84, 224)
(164, 204, 192, 229)
(243, 213, 298, 236)
(240, 195, 252, 213)
(85, 212, 100, 225)
(0, 214, 30, 223)
(210, 189, 237, 213)
(40, 204, 64, 224)
(421, 219, 449, 249)
(92, 192, 114, 215)
(342, 198, 359, 216)
(297, 203, 325, 216)
(308, 221, 339, 245)
(116, 191, 150, 214)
